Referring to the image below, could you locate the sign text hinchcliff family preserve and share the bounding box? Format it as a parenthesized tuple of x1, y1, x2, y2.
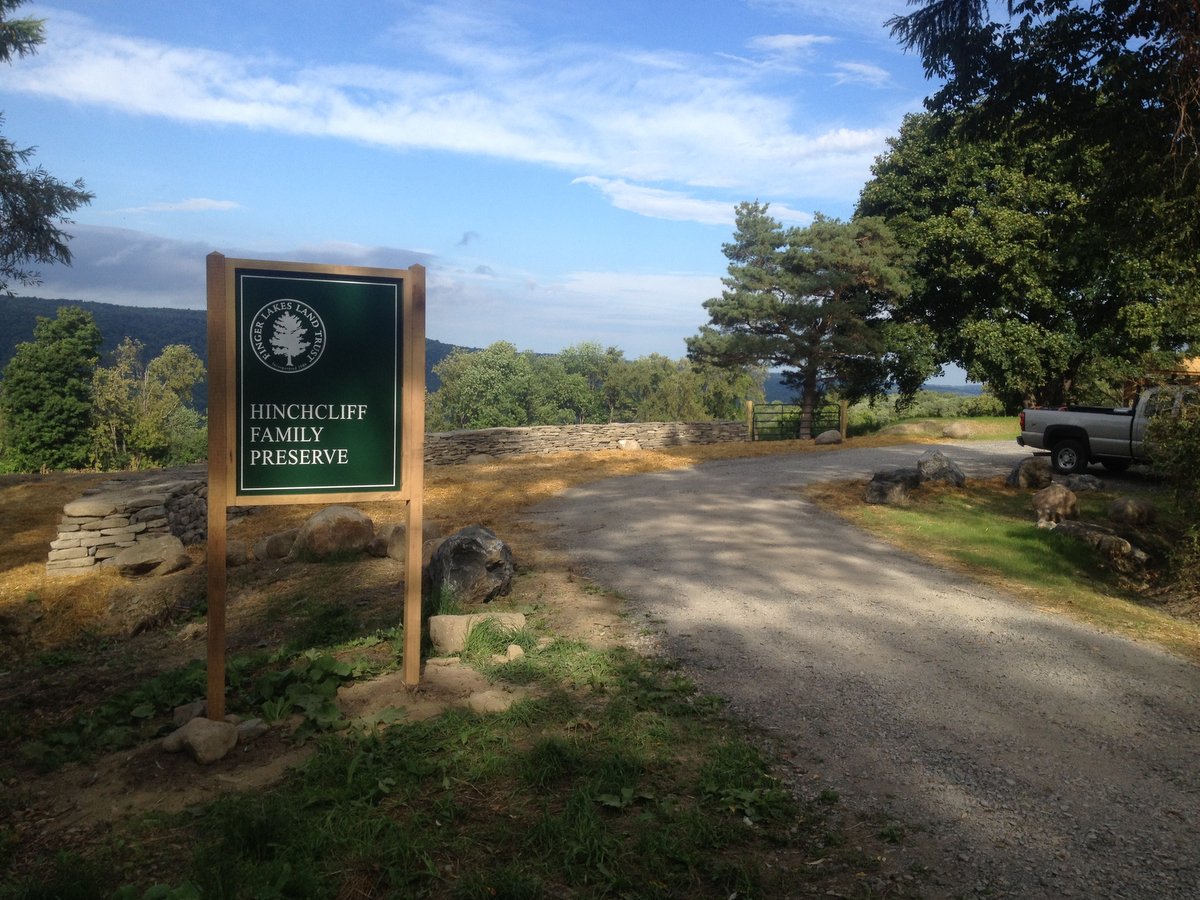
(207, 255, 427, 711)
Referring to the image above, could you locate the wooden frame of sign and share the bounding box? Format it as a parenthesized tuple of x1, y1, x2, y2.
(206, 253, 426, 718)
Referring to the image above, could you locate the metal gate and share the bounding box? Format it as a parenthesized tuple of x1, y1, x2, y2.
(750, 402, 841, 441)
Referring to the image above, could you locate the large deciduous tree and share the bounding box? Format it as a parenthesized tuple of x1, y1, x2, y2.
(869, 1, 1200, 407)
(90, 338, 206, 470)
(687, 202, 933, 438)
(0, 0, 93, 293)
(0, 305, 101, 471)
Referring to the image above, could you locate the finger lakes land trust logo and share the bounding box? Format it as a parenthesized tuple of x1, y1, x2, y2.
(250, 299, 326, 373)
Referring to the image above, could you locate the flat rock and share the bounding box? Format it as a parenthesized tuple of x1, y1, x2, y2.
(161, 717, 238, 764)
(114, 535, 190, 578)
(428, 612, 527, 654)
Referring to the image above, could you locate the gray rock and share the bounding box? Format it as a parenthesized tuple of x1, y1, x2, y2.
(254, 529, 298, 560)
(114, 535, 190, 577)
(917, 449, 966, 487)
(1064, 474, 1103, 492)
(1108, 496, 1156, 527)
(161, 717, 238, 764)
(368, 520, 441, 561)
(290, 505, 374, 560)
(1006, 456, 1053, 489)
(427, 525, 515, 605)
(814, 429, 843, 445)
(1033, 484, 1078, 528)
(617, 439, 642, 451)
(173, 700, 206, 727)
(941, 421, 974, 439)
(1053, 521, 1143, 564)
(226, 539, 251, 567)
(428, 612, 527, 654)
(865, 467, 921, 505)
(62, 497, 120, 518)
(235, 717, 270, 743)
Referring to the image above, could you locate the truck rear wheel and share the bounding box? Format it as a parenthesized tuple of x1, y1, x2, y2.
(1051, 439, 1088, 474)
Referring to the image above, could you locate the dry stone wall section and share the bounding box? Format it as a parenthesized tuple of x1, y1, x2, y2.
(423, 421, 746, 465)
(47, 423, 747, 573)
(46, 466, 236, 577)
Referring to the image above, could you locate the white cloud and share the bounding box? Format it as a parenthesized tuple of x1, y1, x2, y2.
(110, 198, 242, 214)
(572, 177, 813, 226)
(747, 34, 835, 54)
(10, 7, 905, 218)
(427, 266, 722, 357)
(747, 0, 903, 32)
(833, 61, 892, 87)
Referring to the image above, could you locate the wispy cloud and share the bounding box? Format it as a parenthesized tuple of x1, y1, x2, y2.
(833, 62, 892, 87)
(747, 33, 835, 55)
(110, 198, 241, 214)
(573, 177, 813, 226)
(747, 0, 904, 32)
(11, 7, 905, 221)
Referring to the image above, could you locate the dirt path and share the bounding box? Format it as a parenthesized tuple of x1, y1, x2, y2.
(527, 442, 1200, 899)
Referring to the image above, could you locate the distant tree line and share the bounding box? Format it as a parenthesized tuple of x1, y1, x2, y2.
(426, 341, 763, 431)
(0, 306, 206, 472)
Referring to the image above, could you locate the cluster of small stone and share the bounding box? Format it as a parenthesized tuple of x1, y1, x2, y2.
(46, 468, 241, 576)
(424, 420, 745, 465)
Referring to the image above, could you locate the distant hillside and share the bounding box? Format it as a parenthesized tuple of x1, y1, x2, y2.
(0, 296, 465, 409)
(763, 372, 980, 403)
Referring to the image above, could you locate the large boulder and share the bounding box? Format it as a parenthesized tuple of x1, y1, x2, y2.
(427, 525, 515, 605)
(1064, 474, 1103, 493)
(254, 529, 298, 560)
(290, 506, 374, 560)
(1033, 484, 1078, 528)
(367, 519, 442, 562)
(1006, 457, 1053, 490)
(114, 535, 190, 578)
(865, 468, 920, 505)
(1108, 497, 1156, 528)
(917, 449, 966, 487)
(814, 429, 843, 445)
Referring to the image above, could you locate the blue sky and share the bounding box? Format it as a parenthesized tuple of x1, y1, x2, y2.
(3, 0, 941, 364)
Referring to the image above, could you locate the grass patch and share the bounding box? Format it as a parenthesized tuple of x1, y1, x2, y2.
(808, 478, 1200, 661)
(1, 642, 922, 899)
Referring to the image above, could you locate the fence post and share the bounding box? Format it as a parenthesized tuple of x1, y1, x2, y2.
(745, 400, 755, 441)
(839, 400, 849, 438)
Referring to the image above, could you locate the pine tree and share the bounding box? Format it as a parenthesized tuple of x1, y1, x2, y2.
(0, 305, 101, 470)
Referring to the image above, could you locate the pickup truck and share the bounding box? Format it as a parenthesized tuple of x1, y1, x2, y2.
(1017, 386, 1197, 474)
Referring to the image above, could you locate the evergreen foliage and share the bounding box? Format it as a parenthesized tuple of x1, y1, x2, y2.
(0, 305, 101, 471)
(688, 203, 936, 438)
(0, 0, 92, 293)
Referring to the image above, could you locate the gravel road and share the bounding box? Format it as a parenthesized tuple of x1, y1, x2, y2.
(528, 442, 1200, 898)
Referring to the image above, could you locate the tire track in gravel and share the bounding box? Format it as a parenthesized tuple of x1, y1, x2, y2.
(527, 442, 1200, 899)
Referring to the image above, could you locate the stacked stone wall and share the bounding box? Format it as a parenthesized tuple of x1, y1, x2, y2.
(47, 423, 747, 573)
(423, 421, 746, 465)
(46, 467, 224, 576)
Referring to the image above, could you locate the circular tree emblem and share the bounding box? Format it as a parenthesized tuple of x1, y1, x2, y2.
(250, 300, 326, 373)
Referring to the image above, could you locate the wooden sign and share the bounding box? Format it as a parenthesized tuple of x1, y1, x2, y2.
(206, 255, 427, 716)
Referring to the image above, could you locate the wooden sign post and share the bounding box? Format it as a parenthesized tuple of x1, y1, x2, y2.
(206, 254, 426, 719)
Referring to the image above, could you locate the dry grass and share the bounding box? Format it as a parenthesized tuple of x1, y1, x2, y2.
(0, 432, 959, 652)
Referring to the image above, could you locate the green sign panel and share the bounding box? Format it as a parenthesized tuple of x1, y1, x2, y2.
(235, 268, 402, 495)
